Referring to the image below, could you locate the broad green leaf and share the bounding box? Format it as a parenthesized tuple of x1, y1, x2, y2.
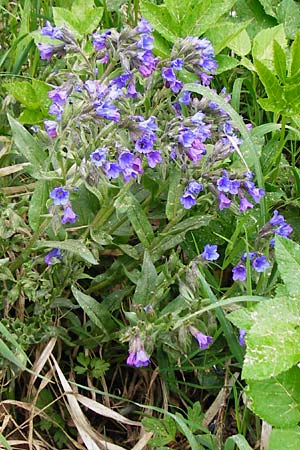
(166, 165, 182, 221)
(132, 250, 157, 306)
(140, 1, 179, 42)
(114, 192, 154, 248)
(273, 40, 287, 82)
(275, 236, 300, 296)
(283, 82, 300, 113)
(8, 114, 47, 171)
(105, 0, 127, 11)
(4, 81, 39, 109)
(164, 0, 194, 25)
(215, 55, 240, 74)
(227, 307, 254, 330)
(242, 297, 300, 380)
(246, 366, 300, 428)
(31, 80, 52, 113)
(53, 8, 82, 38)
(206, 20, 252, 54)
(19, 109, 45, 125)
(182, 0, 237, 37)
(269, 427, 300, 450)
(38, 240, 98, 265)
(28, 180, 49, 231)
(71, 286, 115, 334)
(254, 58, 286, 111)
(258, 0, 280, 17)
(228, 29, 251, 56)
(276, 0, 300, 40)
(235, 0, 277, 39)
(289, 32, 300, 78)
(224, 434, 253, 450)
(252, 24, 286, 68)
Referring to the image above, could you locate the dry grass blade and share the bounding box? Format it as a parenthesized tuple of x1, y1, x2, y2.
(51, 356, 127, 450)
(0, 162, 31, 177)
(76, 393, 142, 427)
(27, 337, 57, 398)
(131, 432, 153, 450)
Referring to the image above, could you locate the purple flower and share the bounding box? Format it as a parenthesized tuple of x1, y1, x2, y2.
(136, 18, 152, 33)
(190, 326, 213, 350)
(103, 162, 120, 179)
(179, 91, 191, 105)
(241, 252, 257, 261)
(92, 31, 110, 51)
(180, 192, 197, 209)
(248, 187, 265, 203)
(252, 256, 270, 273)
(95, 100, 120, 122)
(269, 210, 285, 226)
(201, 244, 219, 261)
(126, 336, 150, 368)
(50, 187, 69, 206)
(137, 50, 158, 77)
(218, 193, 231, 210)
(229, 180, 240, 195)
(122, 157, 143, 182)
(178, 127, 194, 147)
(48, 87, 69, 105)
(171, 58, 184, 70)
(44, 248, 62, 265)
(44, 119, 57, 138)
(275, 223, 293, 238)
(48, 103, 63, 121)
(232, 264, 246, 281)
(90, 147, 108, 167)
(200, 72, 213, 85)
(162, 67, 176, 82)
(118, 151, 134, 169)
(137, 34, 154, 50)
(217, 175, 231, 192)
(61, 204, 77, 224)
(41, 21, 63, 40)
(138, 116, 158, 133)
(186, 181, 204, 195)
(135, 134, 154, 153)
(147, 150, 162, 168)
(37, 43, 54, 61)
(239, 196, 254, 212)
(239, 329, 247, 346)
(186, 142, 206, 164)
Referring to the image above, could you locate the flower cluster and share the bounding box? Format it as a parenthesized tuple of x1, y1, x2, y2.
(49, 187, 77, 225)
(232, 252, 270, 282)
(269, 210, 293, 246)
(215, 170, 265, 213)
(44, 248, 62, 265)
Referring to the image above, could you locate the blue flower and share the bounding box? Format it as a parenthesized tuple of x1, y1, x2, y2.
(269, 210, 285, 226)
(252, 256, 270, 273)
(170, 58, 184, 70)
(239, 329, 247, 346)
(146, 150, 162, 168)
(41, 21, 63, 40)
(189, 326, 213, 350)
(50, 187, 69, 206)
(186, 181, 204, 195)
(61, 204, 77, 225)
(232, 264, 246, 281)
(95, 100, 120, 122)
(201, 244, 219, 261)
(44, 248, 62, 265)
(37, 43, 54, 61)
(104, 162, 121, 179)
(48, 87, 69, 105)
(180, 192, 197, 209)
(218, 193, 231, 210)
(90, 148, 108, 167)
(44, 119, 57, 138)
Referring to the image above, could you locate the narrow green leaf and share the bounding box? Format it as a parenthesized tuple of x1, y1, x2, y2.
(0, 433, 13, 450)
(114, 192, 154, 248)
(71, 286, 115, 334)
(273, 40, 287, 82)
(289, 32, 300, 78)
(254, 58, 285, 109)
(37, 240, 98, 265)
(133, 250, 157, 306)
(166, 165, 182, 221)
(225, 434, 253, 450)
(7, 114, 47, 170)
(28, 180, 49, 231)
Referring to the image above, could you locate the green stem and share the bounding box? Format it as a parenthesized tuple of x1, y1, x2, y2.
(272, 115, 287, 182)
(9, 219, 50, 272)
